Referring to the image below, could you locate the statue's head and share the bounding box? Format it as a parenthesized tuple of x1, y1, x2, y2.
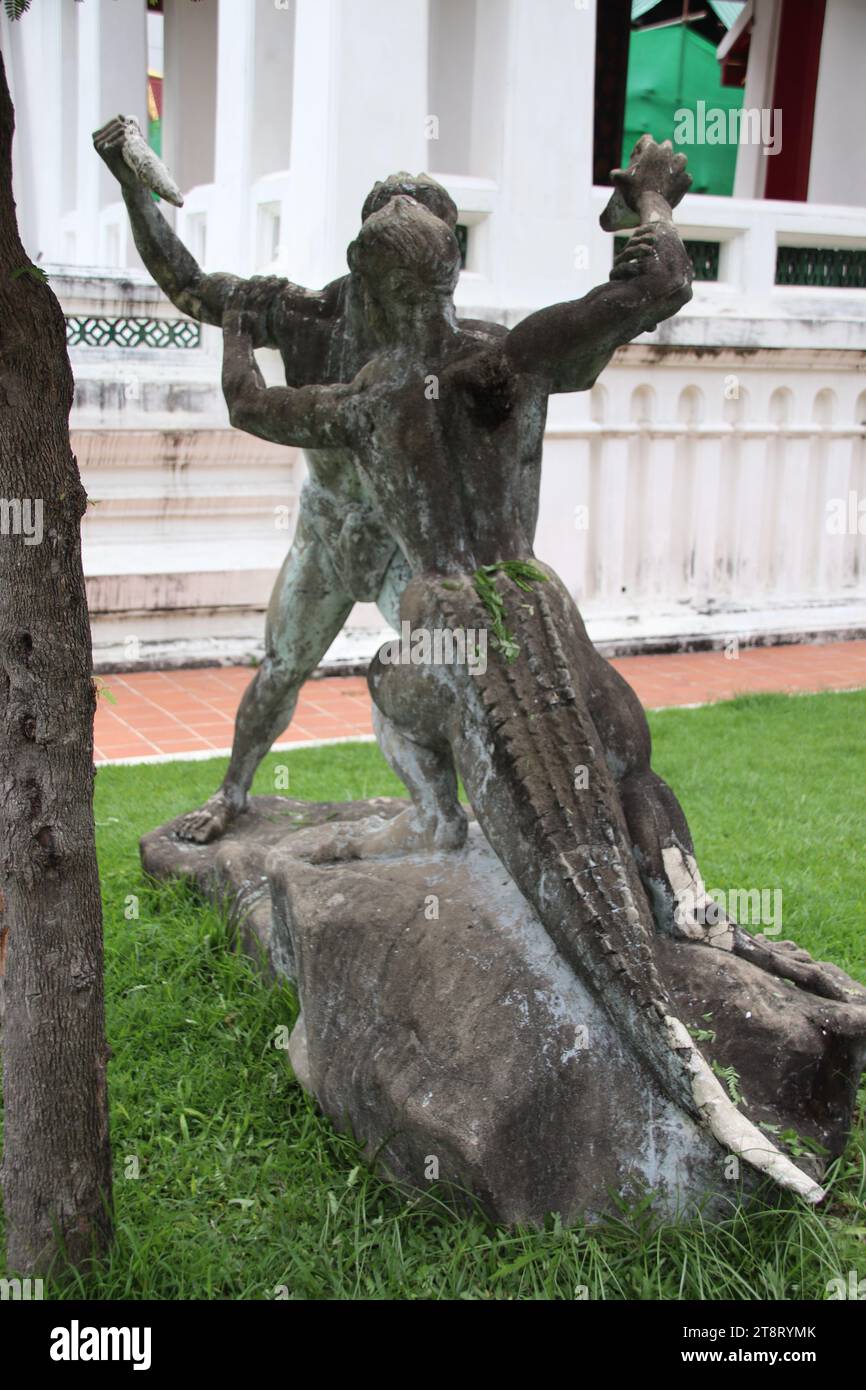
(348, 192, 461, 312)
(361, 172, 458, 230)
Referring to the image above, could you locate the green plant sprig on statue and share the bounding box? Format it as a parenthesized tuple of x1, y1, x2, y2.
(472, 561, 548, 663)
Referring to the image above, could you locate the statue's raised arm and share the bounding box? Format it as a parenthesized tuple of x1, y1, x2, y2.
(93, 115, 293, 345)
(505, 136, 693, 393)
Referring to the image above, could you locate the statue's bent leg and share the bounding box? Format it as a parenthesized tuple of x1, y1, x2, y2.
(306, 634, 468, 862)
(177, 516, 352, 844)
(370, 704, 467, 851)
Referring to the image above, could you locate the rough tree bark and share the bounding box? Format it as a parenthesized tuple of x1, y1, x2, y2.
(0, 50, 112, 1273)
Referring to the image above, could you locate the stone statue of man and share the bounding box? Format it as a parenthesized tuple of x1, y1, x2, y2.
(96, 120, 467, 840)
(92, 123, 686, 848)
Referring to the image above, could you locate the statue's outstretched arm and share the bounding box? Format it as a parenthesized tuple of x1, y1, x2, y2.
(93, 117, 304, 343)
(505, 219, 692, 392)
(505, 136, 693, 393)
(93, 117, 250, 323)
(221, 312, 357, 450)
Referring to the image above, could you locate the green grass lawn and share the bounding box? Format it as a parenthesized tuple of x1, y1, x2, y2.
(3, 690, 866, 1300)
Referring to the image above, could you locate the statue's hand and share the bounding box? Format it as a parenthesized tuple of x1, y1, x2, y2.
(93, 114, 183, 205)
(610, 224, 669, 281)
(222, 308, 258, 339)
(600, 135, 691, 232)
(614, 135, 691, 210)
(92, 116, 139, 190)
(224, 279, 284, 349)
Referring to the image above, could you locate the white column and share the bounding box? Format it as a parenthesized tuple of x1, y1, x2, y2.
(282, 0, 341, 288)
(735, 429, 770, 598)
(847, 401, 866, 590)
(285, 0, 429, 290)
(96, 0, 148, 204)
(595, 387, 630, 608)
(498, 0, 597, 310)
(428, 0, 476, 177)
(693, 431, 725, 604)
(470, 0, 510, 180)
(715, 409, 742, 604)
(797, 388, 833, 596)
(1, 0, 64, 262)
(672, 434, 697, 600)
(760, 390, 793, 594)
(776, 432, 812, 598)
(163, 0, 219, 196)
(820, 418, 857, 594)
(330, 0, 429, 274)
(210, 0, 256, 273)
(740, 213, 777, 305)
(733, 0, 782, 201)
(536, 437, 591, 601)
(75, 0, 103, 264)
(624, 388, 654, 603)
(56, 0, 147, 267)
(647, 429, 678, 604)
(251, 0, 295, 183)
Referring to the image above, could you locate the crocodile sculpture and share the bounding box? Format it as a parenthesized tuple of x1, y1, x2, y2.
(370, 568, 865, 1201)
(218, 136, 866, 1202)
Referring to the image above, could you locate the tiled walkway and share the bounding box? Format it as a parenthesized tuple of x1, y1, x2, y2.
(94, 639, 866, 765)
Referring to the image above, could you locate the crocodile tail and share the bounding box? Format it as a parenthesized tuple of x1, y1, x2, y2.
(433, 569, 824, 1203)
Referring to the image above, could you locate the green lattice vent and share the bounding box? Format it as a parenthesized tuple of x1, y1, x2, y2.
(66, 316, 202, 349)
(775, 245, 866, 289)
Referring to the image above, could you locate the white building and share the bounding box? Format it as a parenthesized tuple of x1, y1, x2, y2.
(3, 0, 866, 668)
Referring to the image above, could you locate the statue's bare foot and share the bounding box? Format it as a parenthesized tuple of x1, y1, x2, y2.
(175, 791, 243, 845)
(308, 807, 468, 864)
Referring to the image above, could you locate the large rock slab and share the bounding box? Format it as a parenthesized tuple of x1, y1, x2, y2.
(141, 796, 405, 980)
(142, 797, 866, 1226)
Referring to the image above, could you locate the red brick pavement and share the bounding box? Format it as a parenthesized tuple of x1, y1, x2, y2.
(93, 640, 866, 764)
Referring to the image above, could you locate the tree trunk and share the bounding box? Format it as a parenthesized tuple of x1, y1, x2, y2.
(0, 51, 112, 1274)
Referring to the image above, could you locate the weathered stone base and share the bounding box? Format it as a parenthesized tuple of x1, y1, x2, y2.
(141, 797, 866, 1226)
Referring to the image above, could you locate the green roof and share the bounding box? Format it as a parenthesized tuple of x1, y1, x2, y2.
(622, 25, 744, 196)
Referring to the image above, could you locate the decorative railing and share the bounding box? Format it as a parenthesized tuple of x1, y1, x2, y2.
(540, 365, 866, 627)
(66, 316, 202, 349)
